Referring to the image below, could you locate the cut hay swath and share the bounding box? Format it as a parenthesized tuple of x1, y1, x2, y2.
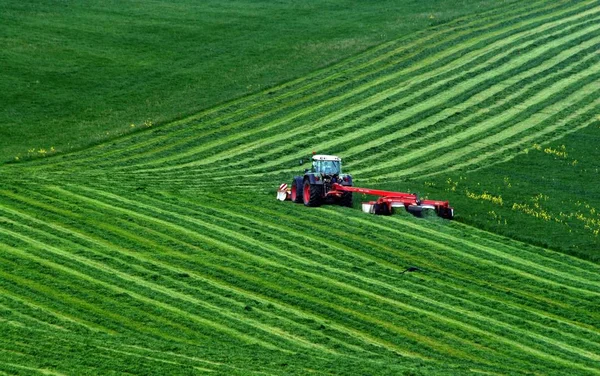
(1, 0, 599, 375)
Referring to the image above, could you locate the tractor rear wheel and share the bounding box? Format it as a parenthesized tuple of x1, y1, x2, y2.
(340, 192, 353, 207)
(303, 180, 323, 207)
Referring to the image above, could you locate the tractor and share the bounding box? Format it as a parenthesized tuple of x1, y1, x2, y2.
(290, 154, 353, 207)
(278, 154, 454, 219)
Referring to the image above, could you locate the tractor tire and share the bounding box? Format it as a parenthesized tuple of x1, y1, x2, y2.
(290, 178, 303, 203)
(303, 180, 323, 207)
(340, 192, 353, 207)
(374, 202, 392, 215)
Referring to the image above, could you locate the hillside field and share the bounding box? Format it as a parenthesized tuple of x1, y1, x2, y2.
(1, 0, 600, 375)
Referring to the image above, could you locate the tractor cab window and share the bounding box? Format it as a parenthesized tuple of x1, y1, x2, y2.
(313, 160, 341, 175)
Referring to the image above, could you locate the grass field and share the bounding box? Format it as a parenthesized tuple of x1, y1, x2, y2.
(1, 0, 600, 374)
(0, 0, 507, 164)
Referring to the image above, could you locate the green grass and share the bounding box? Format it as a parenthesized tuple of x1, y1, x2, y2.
(0, 0, 510, 163)
(1, 0, 600, 374)
(410, 120, 600, 262)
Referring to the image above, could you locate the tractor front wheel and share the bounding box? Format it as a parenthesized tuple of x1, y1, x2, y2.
(290, 178, 303, 203)
(303, 180, 323, 207)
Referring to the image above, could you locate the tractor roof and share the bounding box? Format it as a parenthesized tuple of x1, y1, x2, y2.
(312, 154, 341, 161)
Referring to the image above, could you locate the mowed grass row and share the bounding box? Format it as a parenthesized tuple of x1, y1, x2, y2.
(10, 0, 596, 178)
(0, 182, 598, 374)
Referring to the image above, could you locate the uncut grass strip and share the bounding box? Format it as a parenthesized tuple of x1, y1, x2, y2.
(95, 192, 600, 367)
(365, 59, 600, 179)
(125, 6, 600, 173)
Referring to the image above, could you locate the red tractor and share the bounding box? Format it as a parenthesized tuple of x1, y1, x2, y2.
(289, 154, 353, 207)
(278, 154, 454, 219)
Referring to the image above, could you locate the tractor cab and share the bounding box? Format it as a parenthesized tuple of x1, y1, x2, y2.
(311, 154, 342, 176)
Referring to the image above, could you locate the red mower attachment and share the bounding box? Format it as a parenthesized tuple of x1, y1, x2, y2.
(276, 183, 291, 201)
(328, 183, 454, 219)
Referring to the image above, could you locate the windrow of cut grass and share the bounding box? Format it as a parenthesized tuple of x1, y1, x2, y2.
(0, 180, 599, 374)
